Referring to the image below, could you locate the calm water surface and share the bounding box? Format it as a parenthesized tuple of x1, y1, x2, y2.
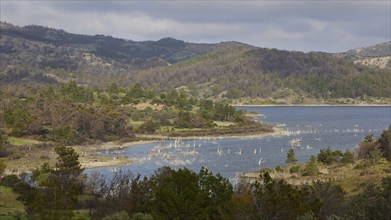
(86, 106, 391, 181)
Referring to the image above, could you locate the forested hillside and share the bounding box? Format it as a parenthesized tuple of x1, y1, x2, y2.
(131, 47, 390, 100)
(1, 22, 390, 102)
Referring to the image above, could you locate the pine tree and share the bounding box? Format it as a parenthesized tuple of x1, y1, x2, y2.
(286, 148, 297, 164)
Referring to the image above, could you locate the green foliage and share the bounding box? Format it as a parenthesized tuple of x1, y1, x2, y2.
(0, 175, 20, 187)
(275, 165, 284, 172)
(54, 146, 83, 176)
(132, 213, 153, 220)
(26, 147, 84, 219)
(0, 174, 32, 209)
(303, 156, 319, 176)
(4, 101, 30, 136)
(102, 210, 131, 220)
(0, 159, 6, 176)
(378, 125, 391, 160)
(354, 126, 391, 164)
(286, 148, 297, 164)
(310, 182, 345, 219)
(366, 147, 382, 166)
(89, 166, 233, 219)
(251, 172, 321, 219)
(0, 131, 8, 148)
(224, 88, 245, 99)
(139, 120, 160, 133)
(50, 126, 77, 144)
(296, 211, 318, 220)
(341, 150, 355, 164)
(290, 165, 301, 174)
(60, 81, 93, 103)
(317, 147, 343, 165)
(357, 135, 380, 158)
(345, 175, 391, 219)
(31, 162, 52, 186)
(150, 167, 233, 219)
(364, 134, 376, 143)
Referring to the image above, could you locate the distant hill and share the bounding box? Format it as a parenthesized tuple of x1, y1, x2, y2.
(345, 41, 391, 58)
(1, 21, 390, 101)
(0, 21, 250, 83)
(341, 41, 391, 69)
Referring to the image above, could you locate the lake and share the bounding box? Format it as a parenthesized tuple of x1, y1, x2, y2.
(85, 106, 391, 182)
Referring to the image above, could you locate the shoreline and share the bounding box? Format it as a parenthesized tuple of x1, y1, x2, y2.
(72, 140, 156, 169)
(136, 128, 282, 140)
(3, 129, 282, 174)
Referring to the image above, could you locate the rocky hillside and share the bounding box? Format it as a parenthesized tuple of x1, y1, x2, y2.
(345, 41, 390, 58)
(342, 41, 391, 69)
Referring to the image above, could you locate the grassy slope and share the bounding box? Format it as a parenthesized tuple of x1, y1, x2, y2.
(243, 158, 391, 196)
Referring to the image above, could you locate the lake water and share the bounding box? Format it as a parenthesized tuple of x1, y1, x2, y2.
(86, 106, 391, 182)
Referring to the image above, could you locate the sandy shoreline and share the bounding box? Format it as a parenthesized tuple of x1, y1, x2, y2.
(73, 140, 155, 169)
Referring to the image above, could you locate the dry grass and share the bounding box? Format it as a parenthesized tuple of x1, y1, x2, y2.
(129, 120, 144, 129)
(214, 121, 236, 127)
(8, 137, 42, 147)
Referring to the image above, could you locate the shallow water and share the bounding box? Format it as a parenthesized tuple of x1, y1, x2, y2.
(85, 106, 391, 182)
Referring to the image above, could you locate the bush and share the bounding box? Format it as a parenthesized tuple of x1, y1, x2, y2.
(132, 213, 154, 220)
(0, 174, 20, 187)
(290, 165, 301, 174)
(366, 147, 382, 166)
(275, 165, 284, 172)
(139, 120, 159, 133)
(0, 158, 6, 176)
(356, 135, 379, 159)
(317, 147, 342, 165)
(286, 149, 297, 164)
(296, 211, 317, 220)
(303, 156, 319, 176)
(341, 150, 355, 164)
(102, 210, 130, 220)
(354, 163, 365, 170)
(378, 125, 391, 160)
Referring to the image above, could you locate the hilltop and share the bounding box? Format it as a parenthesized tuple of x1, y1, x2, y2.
(341, 41, 391, 70)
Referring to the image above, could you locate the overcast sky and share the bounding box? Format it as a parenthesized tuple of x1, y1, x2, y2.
(1, 1, 390, 52)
